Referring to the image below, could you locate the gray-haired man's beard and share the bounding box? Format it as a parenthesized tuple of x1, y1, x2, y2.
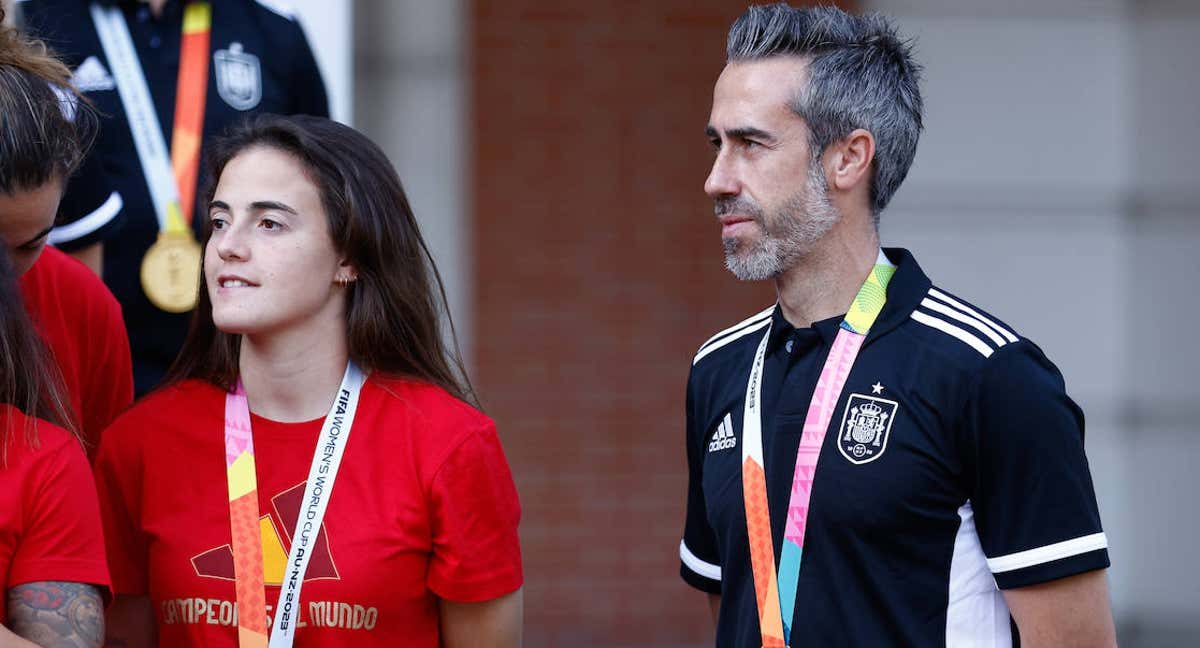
(719, 172, 839, 281)
(722, 227, 791, 281)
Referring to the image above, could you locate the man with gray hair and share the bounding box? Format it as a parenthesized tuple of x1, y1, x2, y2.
(679, 4, 1116, 646)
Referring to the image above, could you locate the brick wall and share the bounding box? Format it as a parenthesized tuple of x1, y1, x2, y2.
(470, 3, 845, 644)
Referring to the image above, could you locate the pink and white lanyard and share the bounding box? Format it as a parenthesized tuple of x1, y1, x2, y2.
(740, 252, 895, 647)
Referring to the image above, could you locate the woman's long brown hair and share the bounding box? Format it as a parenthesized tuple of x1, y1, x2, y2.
(165, 114, 478, 406)
(0, 4, 95, 194)
(0, 4, 82, 448)
(0, 249, 76, 448)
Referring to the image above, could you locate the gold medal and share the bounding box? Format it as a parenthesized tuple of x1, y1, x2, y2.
(140, 230, 202, 313)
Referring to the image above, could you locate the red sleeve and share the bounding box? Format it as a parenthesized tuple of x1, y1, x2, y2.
(81, 287, 133, 445)
(6, 433, 110, 593)
(93, 425, 149, 595)
(426, 421, 523, 602)
(19, 247, 133, 452)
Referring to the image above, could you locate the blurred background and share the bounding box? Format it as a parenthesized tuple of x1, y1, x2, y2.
(8, 0, 1199, 645)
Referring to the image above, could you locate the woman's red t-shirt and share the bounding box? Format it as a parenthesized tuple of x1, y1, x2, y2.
(94, 376, 522, 646)
(0, 405, 110, 623)
(19, 246, 134, 454)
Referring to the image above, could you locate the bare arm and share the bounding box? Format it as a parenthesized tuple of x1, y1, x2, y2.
(707, 593, 720, 627)
(101, 595, 154, 648)
(439, 588, 522, 648)
(1003, 569, 1116, 648)
(0, 625, 40, 648)
(4, 582, 103, 648)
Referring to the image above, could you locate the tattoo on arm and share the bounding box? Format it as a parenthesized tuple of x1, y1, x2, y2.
(7, 581, 104, 648)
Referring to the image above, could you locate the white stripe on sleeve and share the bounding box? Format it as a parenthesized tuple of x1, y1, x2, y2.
(693, 317, 771, 366)
(911, 311, 995, 357)
(920, 298, 1008, 348)
(986, 532, 1108, 573)
(48, 191, 122, 245)
(695, 306, 773, 355)
(680, 540, 722, 581)
(928, 287, 1018, 343)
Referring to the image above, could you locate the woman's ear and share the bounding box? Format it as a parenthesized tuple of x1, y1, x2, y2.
(334, 259, 358, 286)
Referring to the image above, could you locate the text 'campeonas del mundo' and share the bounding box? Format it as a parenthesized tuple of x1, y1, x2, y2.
(159, 598, 379, 632)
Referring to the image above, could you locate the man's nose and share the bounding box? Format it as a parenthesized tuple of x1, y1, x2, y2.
(705, 151, 741, 199)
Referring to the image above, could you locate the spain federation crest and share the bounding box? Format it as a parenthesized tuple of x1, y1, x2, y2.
(213, 42, 262, 111)
(837, 393, 898, 465)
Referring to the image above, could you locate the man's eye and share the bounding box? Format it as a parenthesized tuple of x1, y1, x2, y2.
(261, 218, 282, 230)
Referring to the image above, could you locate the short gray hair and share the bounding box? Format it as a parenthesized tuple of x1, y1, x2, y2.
(727, 3, 924, 220)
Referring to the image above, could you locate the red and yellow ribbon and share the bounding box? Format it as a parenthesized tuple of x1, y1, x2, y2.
(225, 381, 268, 648)
(168, 1, 210, 233)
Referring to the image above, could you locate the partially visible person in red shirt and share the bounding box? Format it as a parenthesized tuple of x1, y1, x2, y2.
(0, 16, 111, 631)
(0, 6, 133, 457)
(0, 248, 110, 648)
(96, 114, 523, 647)
(19, 246, 133, 455)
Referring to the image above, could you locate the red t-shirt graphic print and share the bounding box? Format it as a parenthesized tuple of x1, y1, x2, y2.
(94, 377, 522, 647)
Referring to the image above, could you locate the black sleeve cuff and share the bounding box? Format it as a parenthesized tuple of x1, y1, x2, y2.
(681, 563, 722, 594)
(993, 548, 1110, 590)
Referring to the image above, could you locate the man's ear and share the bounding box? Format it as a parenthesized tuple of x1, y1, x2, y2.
(826, 128, 875, 193)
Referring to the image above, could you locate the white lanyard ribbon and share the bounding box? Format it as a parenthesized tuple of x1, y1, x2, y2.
(266, 362, 366, 647)
(89, 3, 181, 232)
(741, 324, 771, 469)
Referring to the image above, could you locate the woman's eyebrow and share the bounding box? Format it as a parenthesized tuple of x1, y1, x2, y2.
(206, 200, 299, 215)
(249, 200, 298, 214)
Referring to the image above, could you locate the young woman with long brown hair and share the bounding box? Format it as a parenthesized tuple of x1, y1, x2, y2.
(95, 114, 523, 647)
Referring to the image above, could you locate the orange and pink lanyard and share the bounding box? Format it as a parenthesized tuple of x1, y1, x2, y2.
(223, 363, 365, 648)
(740, 253, 895, 647)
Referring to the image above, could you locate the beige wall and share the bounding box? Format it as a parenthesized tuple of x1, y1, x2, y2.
(354, 0, 471, 363)
(866, 0, 1200, 644)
